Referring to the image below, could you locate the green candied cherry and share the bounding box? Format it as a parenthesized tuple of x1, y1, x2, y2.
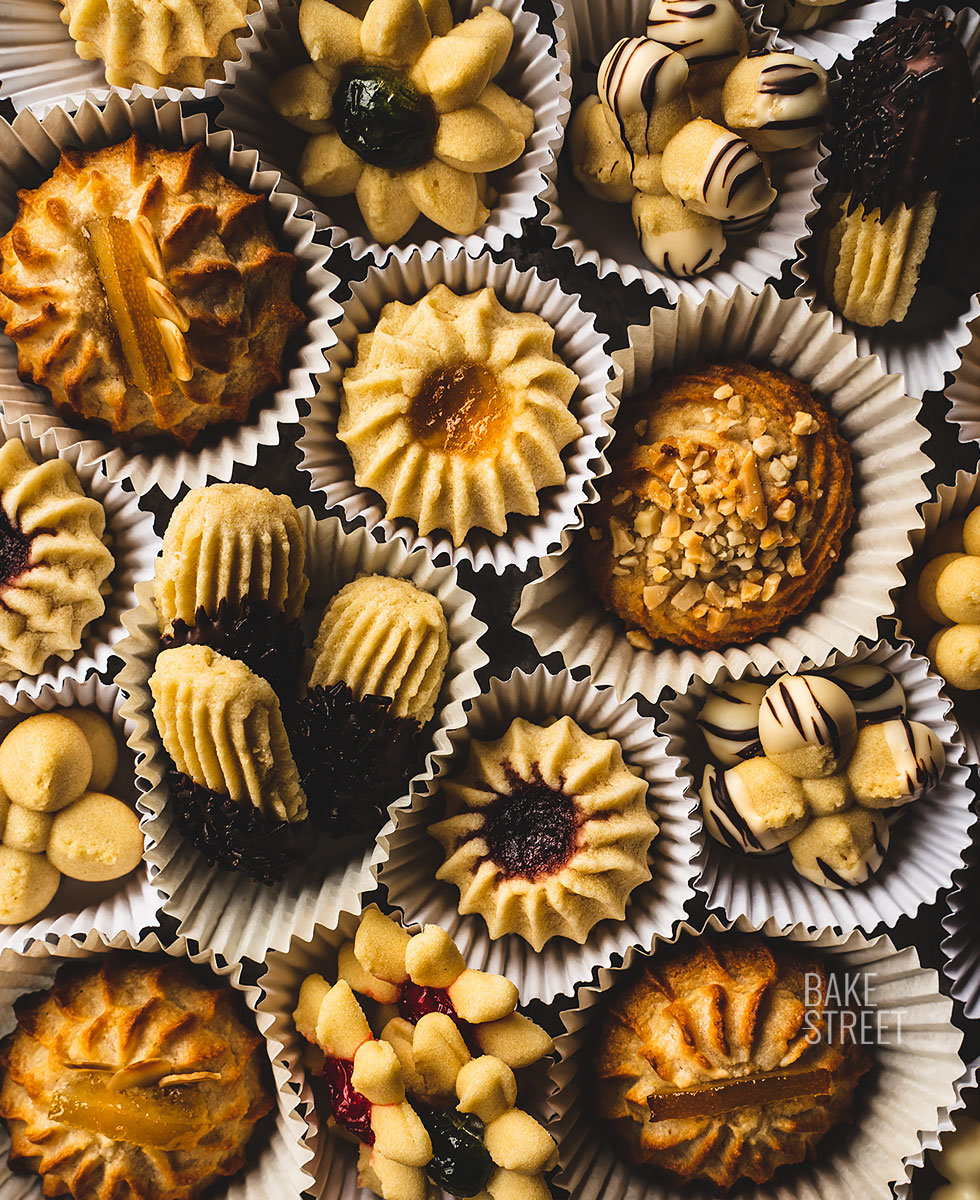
(333, 63, 438, 170)
(418, 1107, 493, 1198)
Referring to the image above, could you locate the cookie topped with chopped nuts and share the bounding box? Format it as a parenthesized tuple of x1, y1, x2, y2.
(583, 361, 854, 650)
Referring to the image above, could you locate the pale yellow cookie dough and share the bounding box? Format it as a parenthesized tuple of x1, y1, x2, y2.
(61, 709, 118, 792)
(936, 555, 980, 625)
(568, 95, 634, 203)
(46, 792, 143, 882)
(930, 623, 980, 690)
(0, 845, 60, 924)
(917, 552, 964, 624)
(0, 714, 92, 812)
(800, 774, 851, 816)
(2, 805, 53, 855)
(963, 507, 980, 556)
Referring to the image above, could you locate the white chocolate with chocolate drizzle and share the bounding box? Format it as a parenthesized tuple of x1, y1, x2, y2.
(697, 680, 766, 766)
(661, 119, 777, 222)
(646, 0, 745, 65)
(632, 193, 726, 274)
(722, 52, 829, 152)
(598, 37, 690, 139)
(832, 665, 906, 723)
(701, 759, 808, 853)
(758, 675, 858, 778)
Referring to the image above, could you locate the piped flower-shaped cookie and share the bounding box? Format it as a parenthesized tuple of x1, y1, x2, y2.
(294, 907, 556, 1200)
(270, 0, 534, 242)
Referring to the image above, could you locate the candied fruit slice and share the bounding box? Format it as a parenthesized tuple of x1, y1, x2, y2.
(646, 1067, 833, 1120)
(48, 1072, 207, 1151)
(85, 216, 171, 399)
(408, 362, 509, 456)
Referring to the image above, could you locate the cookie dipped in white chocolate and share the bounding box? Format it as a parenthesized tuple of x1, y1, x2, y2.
(789, 809, 889, 890)
(722, 51, 829, 152)
(598, 38, 690, 150)
(697, 679, 765, 766)
(758, 674, 857, 778)
(661, 119, 777, 223)
(832, 665, 906, 723)
(701, 758, 808, 854)
(847, 718, 945, 808)
(646, 0, 746, 67)
(632, 193, 725, 274)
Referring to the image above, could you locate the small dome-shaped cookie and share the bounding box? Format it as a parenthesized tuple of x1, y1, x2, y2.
(597, 37, 690, 158)
(594, 936, 873, 1189)
(832, 664, 906, 722)
(846, 718, 945, 807)
(338, 285, 581, 545)
(46, 792, 144, 882)
(0, 134, 306, 448)
(0, 439, 114, 682)
(568, 96, 636, 203)
(789, 808, 888, 889)
(935, 554, 980, 624)
(0, 713, 93, 813)
(61, 709, 119, 791)
(930, 623, 980, 690)
(155, 484, 309, 635)
(0, 955, 273, 1200)
(722, 51, 829, 152)
(696, 679, 765, 766)
(431, 715, 657, 950)
(758, 674, 857, 778)
(701, 757, 808, 853)
(309, 575, 449, 725)
(631, 192, 725, 275)
(661, 119, 777, 224)
(646, 0, 748, 83)
(0, 845, 60, 924)
(918, 553, 964, 623)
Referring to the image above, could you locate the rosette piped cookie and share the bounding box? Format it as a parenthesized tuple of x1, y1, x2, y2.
(818, 16, 975, 327)
(150, 484, 450, 876)
(293, 907, 556, 1200)
(0, 438, 114, 682)
(567, 0, 828, 277)
(57, 0, 252, 88)
(593, 936, 872, 1189)
(430, 716, 658, 950)
(0, 134, 305, 448)
(269, 0, 534, 242)
(338, 284, 581, 546)
(0, 955, 273, 1200)
(583, 361, 854, 650)
(697, 666, 945, 888)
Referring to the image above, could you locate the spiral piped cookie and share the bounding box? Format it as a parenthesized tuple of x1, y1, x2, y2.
(430, 716, 658, 950)
(0, 438, 114, 682)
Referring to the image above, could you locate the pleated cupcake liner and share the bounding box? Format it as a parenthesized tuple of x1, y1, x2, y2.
(544, 0, 820, 303)
(297, 242, 622, 573)
(761, 0, 897, 71)
(896, 467, 980, 763)
(548, 914, 964, 1200)
(894, 1058, 979, 1200)
(514, 285, 929, 700)
(0, 675, 162, 955)
(660, 637, 975, 932)
(255, 906, 554, 1200)
(945, 314, 980, 448)
(0, 928, 314, 1200)
(941, 818, 980, 1023)
(0, 0, 274, 115)
(378, 662, 701, 1004)
(216, 0, 564, 264)
(115, 505, 489, 966)
(0, 94, 342, 500)
(792, 6, 980, 402)
(0, 411, 157, 703)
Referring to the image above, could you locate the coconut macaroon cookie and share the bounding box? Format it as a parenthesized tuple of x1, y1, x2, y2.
(269, 0, 534, 242)
(338, 285, 581, 546)
(698, 666, 944, 889)
(430, 715, 658, 949)
(0, 439, 114, 682)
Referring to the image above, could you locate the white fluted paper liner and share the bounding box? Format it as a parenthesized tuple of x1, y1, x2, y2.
(0, 928, 314, 1200)
(761, 0, 896, 71)
(515, 286, 929, 700)
(793, 7, 980, 402)
(216, 0, 563, 264)
(297, 243, 621, 572)
(896, 467, 980, 763)
(545, 0, 819, 303)
(0, 411, 156, 703)
(0, 675, 162, 955)
(379, 663, 701, 1003)
(895, 1058, 979, 1200)
(941, 805, 980, 1020)
(661, 638, 975, 932)
(115, 505, 488, 966)
(945, 314, 980, 447)
(0, 94, 342, 500)
(548, 914, 963, 1200)
(0, 0, 273, 116)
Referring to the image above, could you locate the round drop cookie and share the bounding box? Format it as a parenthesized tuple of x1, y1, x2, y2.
(789, 808, 888, 890)
(831, 665, 906, 722)
(46, 793, 144, 882)
(722, 51, 829, 152)
(696, 680, 765, 766)
(846, 719, 945, 807)
(598, 37, 690, 157)
(631, 193, 725, 275)
(61, 708, 119, 792)
(0, 713, 92, 812)
(661, 119, 777, 224)
(929, 624, 980, 690)
(0, 845, 60, 925)
(935, 555, 980, 624)
(758, 675, 857, 778)
(646, 0, 748, 87)
(568, 96, 636, 203)
(701, 757, 808, 853)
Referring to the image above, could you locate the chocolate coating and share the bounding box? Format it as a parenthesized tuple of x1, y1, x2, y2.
(827, 15, 973, 218)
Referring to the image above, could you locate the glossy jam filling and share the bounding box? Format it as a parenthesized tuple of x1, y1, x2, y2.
(646, 1067, 834, 1120)
(320, 1056, 375, 1144)
(398, 981, 458, 1025)
(333, 64, 437, 169)
(408, 362, 508, 456)
(0, 505, 32, 587)
(48, 1073, 206, 1151)
(479, 762, 580, 881)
